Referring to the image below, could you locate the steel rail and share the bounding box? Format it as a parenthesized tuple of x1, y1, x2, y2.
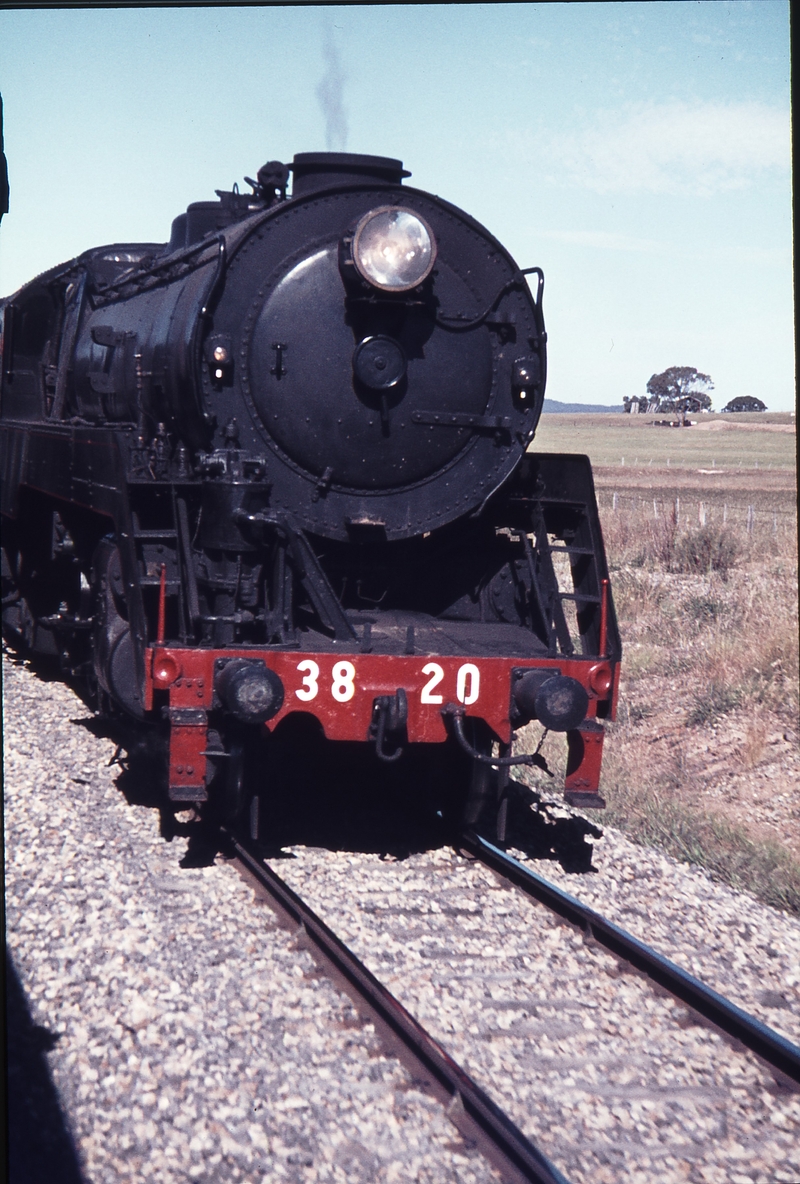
(462, 831, 800, 1086)
(226, 831, 571, 1184)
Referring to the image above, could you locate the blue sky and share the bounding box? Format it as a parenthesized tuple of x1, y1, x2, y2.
(0, 2, 793, 409)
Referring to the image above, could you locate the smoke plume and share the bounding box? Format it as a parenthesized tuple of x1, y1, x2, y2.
(316, 19, 348, 152)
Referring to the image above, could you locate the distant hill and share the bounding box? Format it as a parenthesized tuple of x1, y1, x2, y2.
(542, 399, 624, 413)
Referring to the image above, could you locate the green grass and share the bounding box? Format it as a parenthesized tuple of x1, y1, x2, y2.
(685, 683, 743, 726)
(517, 730, 800, 915)
(601, 777, 800, 915)
(532, 411, 797, 470)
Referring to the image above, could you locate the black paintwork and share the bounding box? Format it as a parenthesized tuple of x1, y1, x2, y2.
(0, 152, 618, 727)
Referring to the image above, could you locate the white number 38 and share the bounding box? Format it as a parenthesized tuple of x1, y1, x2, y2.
(295, 660, 356, 703)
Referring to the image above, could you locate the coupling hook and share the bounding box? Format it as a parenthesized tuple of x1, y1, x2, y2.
(370, 688, 408, 763)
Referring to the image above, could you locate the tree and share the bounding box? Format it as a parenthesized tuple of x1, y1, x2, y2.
(646, 367, 714, 412)
(723, 396, 766, 413)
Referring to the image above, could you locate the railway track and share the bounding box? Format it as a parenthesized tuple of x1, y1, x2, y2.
(233, 822, 800, 1183)
(7, 652, 799, 1183)
(461, 831, 800, 1089)
(229, 828, 569, 1184)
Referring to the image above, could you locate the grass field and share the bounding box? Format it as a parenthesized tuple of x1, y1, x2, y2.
(520, 410, 800, 913)
(532, 410, 796, 471)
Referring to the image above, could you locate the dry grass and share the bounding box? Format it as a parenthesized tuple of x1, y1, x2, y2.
(521, 457, 800, 913)
(603, 504, 794, 574)
(607, 547, 798, 723)
(597, 494, 800, 912)
(599, 761, 800, 915)
(522, 416, 799, 909)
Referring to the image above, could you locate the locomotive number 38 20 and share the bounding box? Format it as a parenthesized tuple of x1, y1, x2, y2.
(294, 660, 481, 706)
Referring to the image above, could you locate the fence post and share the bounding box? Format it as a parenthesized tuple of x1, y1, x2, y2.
(723, 503, 727, 525)
(653, 499, 658, 519)
(613, 491, 618, 512)
(747, 505, 754, 534)
(699, 503, 706, 526)
(773, 511, 778, 535)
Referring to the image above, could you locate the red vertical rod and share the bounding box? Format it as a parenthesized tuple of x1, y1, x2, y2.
(157, 563, 167, 644)
(599, 578, 609, 658)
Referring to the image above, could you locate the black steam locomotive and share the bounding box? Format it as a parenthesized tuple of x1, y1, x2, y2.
(0, 152, 619, 836)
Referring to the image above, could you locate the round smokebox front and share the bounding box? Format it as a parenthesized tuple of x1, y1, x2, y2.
(246, 239, 494, 491)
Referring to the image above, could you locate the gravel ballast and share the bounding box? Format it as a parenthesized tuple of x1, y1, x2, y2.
(4, 650, 799, 1183)
(3, 653, 500, 1184)
(267, 842, 800, 1184)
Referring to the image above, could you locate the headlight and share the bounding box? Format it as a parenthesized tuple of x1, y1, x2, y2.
(352, 207, 436, 292)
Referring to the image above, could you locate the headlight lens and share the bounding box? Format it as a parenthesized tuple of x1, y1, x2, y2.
(352, 207, 436, 292)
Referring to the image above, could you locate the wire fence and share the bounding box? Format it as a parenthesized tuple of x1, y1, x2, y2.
(599, 491, 797, 537)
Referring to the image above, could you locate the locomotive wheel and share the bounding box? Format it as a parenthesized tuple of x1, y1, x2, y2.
(1, 543, 34, 649)
(208, 729, 263, 827)
(91, 539, 145, 720)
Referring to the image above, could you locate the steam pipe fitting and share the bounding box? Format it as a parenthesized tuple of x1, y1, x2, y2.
(442, 704, 550, 769)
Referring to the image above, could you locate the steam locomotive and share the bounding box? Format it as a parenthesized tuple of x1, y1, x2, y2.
(0, 152, 620, 838)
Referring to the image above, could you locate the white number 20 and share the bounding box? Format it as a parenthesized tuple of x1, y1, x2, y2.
(456, 663, 480, 706)
(421, 662, 481, 706)
(421, 663, 445, 704)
